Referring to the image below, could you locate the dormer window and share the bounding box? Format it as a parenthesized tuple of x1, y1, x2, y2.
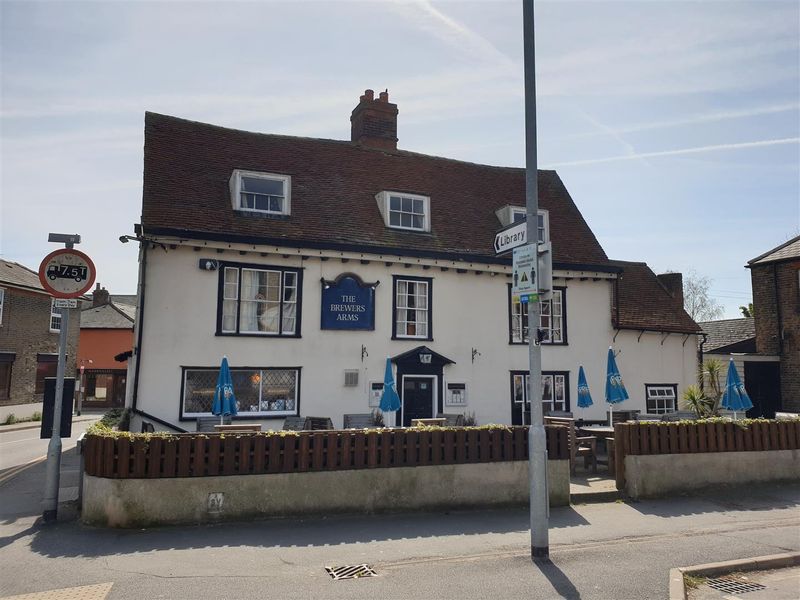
(377, 191, 430, 232)
(497, 206, 549, 243)
(230, 170, 291, 216)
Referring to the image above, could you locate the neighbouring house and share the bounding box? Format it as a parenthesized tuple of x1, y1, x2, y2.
(698, 317, 780, 417)
(77, 284, 135, 410)
(125, 89, 701, 433)
(0, 259, 80, 421)
(747, 235, 800, 413)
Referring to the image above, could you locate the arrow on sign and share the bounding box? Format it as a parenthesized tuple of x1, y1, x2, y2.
(494, 220, 528, 255)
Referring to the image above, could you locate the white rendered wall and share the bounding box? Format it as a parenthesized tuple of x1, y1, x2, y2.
(134, 245, 698, 430)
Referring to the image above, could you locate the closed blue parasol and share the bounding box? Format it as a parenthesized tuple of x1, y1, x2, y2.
(605, 347, 628, 425)
(577, 365, 593, 408)
(380, 357, 401, 415)
(212, 356, 238, 425)
(721, 359, 753, 419)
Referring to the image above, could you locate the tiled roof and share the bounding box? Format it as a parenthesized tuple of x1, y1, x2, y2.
(699, 318, 756, 353)
(611, 260, 702, 333)
(110, 294, 137, 307)
(80, 303, 134, 329)
(748, 235, 800, 266)
(0, 259, 47, 294)
(141, 113, 610, 267)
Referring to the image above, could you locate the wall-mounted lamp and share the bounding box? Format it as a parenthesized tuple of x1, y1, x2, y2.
(199, 259, 219, 271)
(471, 348, 481, 363)
(361, 345, 368, 362)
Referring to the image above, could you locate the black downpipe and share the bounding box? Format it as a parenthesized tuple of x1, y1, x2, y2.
(131, 241, 148, 411)
(773, 263, 784, 355)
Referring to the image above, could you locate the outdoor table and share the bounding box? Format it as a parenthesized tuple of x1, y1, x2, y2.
(214, 424, 262, 432)
(579, 426, 615, 475)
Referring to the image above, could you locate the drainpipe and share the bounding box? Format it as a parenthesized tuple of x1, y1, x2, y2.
(773, 263, 784, 356)
(698, 332, 707, 391)
(130, 237, 148, 412)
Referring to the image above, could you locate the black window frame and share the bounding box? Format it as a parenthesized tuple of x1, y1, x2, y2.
(35, 354, 59, 394)
(507, 285, 568, 345)
(179, 365, 302, 421)
(392, 275, 433, 341)
(0, 352, 14, 402)
(215, 261, 303, 338)
(509, 370, 571, 425)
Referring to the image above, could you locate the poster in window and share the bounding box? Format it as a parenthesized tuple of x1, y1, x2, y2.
(447, 383, 467, 406)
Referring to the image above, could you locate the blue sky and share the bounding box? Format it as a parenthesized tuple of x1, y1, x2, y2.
(2, 0, 798, 318)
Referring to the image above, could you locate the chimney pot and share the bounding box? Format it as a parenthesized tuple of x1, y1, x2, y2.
(379, 90, 389, 103)
(364, 89, 374, 101)
(92, 284, 110, 308)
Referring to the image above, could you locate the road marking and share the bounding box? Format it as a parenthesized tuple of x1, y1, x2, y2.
(0, 455, 47, 486)
(0, 437, 43, 445)
(0, 582, 113, 599)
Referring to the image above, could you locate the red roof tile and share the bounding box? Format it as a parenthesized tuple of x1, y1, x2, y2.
(141, 113, 609, 267)
(611, 260, 701, 333)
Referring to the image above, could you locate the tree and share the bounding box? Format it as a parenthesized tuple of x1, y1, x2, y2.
(739, 303, 754, 318)
(681, 269, 724, 321)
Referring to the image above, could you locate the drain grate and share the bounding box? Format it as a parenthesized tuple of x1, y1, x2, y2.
(326, 564, 377, 580)
(706, 576, 766, 595)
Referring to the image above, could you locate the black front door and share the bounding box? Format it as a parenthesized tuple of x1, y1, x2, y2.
(403, 377, 434, 426)
(744, 361, 781, 418)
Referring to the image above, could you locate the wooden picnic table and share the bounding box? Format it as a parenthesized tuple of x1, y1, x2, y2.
(214, 424, 262, 432)
(578, 425, 615, 439)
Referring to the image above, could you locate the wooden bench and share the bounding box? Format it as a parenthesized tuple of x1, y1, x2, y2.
(282, 416, 309, 431)
(411, 418, 446, 427)
(197, 416, 231, 432)
(214, 424, 261, 432)
(343, 413, 374, 429)
(305, 416, 334, 430)
(436, 413, 465, 426)
(544, 416, 597, 474)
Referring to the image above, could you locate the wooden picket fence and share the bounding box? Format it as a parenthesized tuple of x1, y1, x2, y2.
(84, 426, 569, 479)
(614, 420, 800, 490)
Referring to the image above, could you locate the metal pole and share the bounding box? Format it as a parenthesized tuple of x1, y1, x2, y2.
(523, 0, 549, 561)
(42, 305, 69, 523)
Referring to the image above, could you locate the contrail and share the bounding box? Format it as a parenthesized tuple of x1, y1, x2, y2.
(544, 138, 800, 168)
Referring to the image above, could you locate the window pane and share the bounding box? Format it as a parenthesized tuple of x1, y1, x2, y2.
(401, 197, 412, 212)
(412, 215, 424, 229)
(413, 199, 423, 214)
(269, 197, 282, 212)
(513, 210, 526, 223)
(35, 361, 58, 394)
(0, 362, 11, 400)
(241, 176, 284, 196)
(390, 196, 401, 211)
(389, 212, 400, 226)
(401, 213, 412, 228)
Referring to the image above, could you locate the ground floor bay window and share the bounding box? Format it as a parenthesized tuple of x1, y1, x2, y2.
(181, 366, 300, 419)
(510, 371, 570, 425)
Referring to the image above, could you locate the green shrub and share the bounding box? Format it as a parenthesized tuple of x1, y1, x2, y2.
(31, 411, 42, 422)
(99, 408, 124, 427)
(4, 414, 17, 425)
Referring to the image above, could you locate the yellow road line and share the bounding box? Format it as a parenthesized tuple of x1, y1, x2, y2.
(0, 455, 47, 486)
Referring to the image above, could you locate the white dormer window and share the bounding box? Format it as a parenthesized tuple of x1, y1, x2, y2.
(496, 206, 549, 243)
(230, 170, 291, 216)
(376, 191, 430, 232)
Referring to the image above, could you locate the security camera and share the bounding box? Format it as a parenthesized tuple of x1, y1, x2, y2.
(198, 259, 218, 271)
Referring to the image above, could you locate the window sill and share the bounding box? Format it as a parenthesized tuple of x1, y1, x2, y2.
(392, 335, 434, 342)
(215, 332, 301, 339)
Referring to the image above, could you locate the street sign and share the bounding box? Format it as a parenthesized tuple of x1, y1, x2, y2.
(494, 220, 527, 254)
(512, 243, 538, 303)
(38, 248, 96, 298)
(53, 298, 78, 309)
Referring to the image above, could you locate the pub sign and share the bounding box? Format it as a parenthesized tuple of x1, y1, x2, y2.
(321, 274, 377, 330)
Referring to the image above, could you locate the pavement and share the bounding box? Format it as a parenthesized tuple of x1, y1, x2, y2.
(0, 418, 98, 473)
(0, 437, 798, 600)
(0, 413, 100, 434)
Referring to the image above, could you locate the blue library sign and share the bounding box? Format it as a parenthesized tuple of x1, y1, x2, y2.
(321, 274, 377, 330)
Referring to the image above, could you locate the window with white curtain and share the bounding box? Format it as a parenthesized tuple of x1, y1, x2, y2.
(218, 264, 301, 336)
(510, 288, 565, 344)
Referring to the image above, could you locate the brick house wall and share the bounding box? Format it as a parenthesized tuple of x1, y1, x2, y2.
(752, 259, 800, 412)
(0, 286, 79, 408)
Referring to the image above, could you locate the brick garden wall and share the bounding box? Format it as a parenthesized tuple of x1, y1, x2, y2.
(752, 261, 800, 412)
(0, 287, 79, 407)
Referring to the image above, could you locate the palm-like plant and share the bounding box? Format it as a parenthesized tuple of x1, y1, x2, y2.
(699, 359, 724, 415)
(683, 385, 714, 418)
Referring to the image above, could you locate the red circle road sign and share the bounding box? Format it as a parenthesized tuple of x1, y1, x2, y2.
(38, 248, 97, 298)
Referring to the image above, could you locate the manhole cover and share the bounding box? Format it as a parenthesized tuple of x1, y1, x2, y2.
(706, 576, 767, 595)
(325, 564, 377, 580)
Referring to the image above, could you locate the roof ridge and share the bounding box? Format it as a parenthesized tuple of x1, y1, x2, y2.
(698, 317, 753, 324)
(145, 111, 558, 175)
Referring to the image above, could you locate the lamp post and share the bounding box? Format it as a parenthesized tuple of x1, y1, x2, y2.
(522, 0, 549, 561)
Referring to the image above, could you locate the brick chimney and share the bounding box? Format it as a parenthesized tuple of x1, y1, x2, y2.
(657, 273, 684, 307)
(350, 88, 398, 151)
(92, 283, 110, 307)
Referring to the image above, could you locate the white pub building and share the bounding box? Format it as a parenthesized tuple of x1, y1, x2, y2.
(125, 90, 701, 432)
